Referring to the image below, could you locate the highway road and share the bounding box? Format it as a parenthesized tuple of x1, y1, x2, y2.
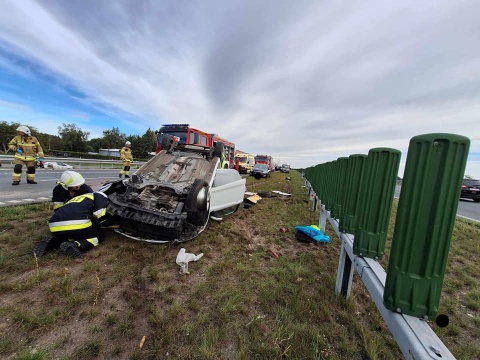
(393, 185, 479, 223)
(1, 168, 479, 222)
(0, 167, 120, 206)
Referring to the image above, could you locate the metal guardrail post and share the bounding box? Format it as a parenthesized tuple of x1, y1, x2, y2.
(331, 214, 455, 359)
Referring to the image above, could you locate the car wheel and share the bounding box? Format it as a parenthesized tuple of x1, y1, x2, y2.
(185, 179, 210, 226)
(161, 134, 175, 152)
(213, 142, 224, 158)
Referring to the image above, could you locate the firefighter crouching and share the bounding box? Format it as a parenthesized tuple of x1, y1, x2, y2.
(52, 171, 93, 211)
(119, 141, 133, 178)
(8, 125, 44, 185)
(34, 192, 109, 258)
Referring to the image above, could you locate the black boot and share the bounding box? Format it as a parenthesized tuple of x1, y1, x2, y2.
(125, 175, 130, 179)
(27, 180, 38, 184)
(60, 241, 83, 258)
(33, 235, 61, 257)
(12, 181, 20, 185)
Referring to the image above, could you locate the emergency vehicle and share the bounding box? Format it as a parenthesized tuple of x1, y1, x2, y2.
(255, 154, 275, 171)
(234, 152, 255, 174)
(155, 124, 235, 168)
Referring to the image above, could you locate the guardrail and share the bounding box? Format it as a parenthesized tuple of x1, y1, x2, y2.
(0, 154, 145, 169)
(303, 133, 470, 359)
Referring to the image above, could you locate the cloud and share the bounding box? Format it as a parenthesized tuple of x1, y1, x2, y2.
(0, 0, 479, 178)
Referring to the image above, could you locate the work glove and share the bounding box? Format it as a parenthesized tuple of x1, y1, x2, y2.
(176, 248, 204, 275)
(16, 148, 23, 154)
(39, 157, 44, 162)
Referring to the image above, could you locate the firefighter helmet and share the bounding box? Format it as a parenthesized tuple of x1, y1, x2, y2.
(16, 125, 31, 136)
(125, 141, 131, 147)
(59, 171, 85, 190)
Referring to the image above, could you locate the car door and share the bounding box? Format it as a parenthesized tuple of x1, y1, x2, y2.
(210, 169, 246, 216)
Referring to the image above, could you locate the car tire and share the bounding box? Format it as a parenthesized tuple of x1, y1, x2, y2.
(161, 134, 175, 152)
(213, 142, 224, 158)
(185, 179, 209, 226)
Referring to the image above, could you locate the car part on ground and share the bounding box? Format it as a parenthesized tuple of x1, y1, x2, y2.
(99, 136, 246, 243)
(461, 178, 480, 202)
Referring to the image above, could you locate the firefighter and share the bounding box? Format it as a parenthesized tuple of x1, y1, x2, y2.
(8, 125, 44, 185)
(52, 171, 93, 211)
(221, 152, 227, 169)
(34, 192, 109, 258)
(119, 141, 133, 178)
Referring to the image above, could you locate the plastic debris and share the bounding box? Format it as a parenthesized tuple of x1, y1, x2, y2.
(294, 225, 331, 243)
(176, 248, 204, 274)
(269, 249, 279, 258)
(272, 190, 292, 196)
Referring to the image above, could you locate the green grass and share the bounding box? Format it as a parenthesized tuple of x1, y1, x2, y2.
(0, 171, 478, 359)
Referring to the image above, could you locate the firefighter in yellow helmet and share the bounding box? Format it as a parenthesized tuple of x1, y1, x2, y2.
(119, 141, 133, 178)
(8, 125, 44, 185)
(52, 171, 93, 211)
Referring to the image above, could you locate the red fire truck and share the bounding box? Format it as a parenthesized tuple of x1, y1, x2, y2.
(155, 124, 236, 168)
(255, 154, 275, 171)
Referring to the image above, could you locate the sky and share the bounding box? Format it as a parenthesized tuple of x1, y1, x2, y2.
(0, 0, 479, 178)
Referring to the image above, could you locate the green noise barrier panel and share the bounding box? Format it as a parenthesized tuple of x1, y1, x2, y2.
(383, 133, 470, 320)
(324, 161, 335, 211)
(339, 154, 368, 234)
(353, 148, 401, 258)
(332, 157, 349, 219)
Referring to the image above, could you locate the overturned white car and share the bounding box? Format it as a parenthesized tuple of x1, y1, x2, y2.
(99, 135, 246, 243)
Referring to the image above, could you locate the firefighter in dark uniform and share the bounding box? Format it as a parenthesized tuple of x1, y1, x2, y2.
(34, 192, 109, 258)
(119, 141, 133, 178)
(8, 125, 44, 185)
(52, 171, 93, 211)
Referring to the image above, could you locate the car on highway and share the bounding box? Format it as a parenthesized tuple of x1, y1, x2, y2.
(250, 163, 271, 179)
(280, 164, 291, 173)
(44, 161, 73, 170)
(461, 178, 480, 202)
(99, 135, 246, 243)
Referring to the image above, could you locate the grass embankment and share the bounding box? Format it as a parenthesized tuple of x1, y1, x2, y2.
(0, 171, 479, 359)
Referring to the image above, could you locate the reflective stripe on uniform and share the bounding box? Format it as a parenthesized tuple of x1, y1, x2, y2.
(93, 208, 107, 218)
(49, 219, 92, 232)
(53, 202, 64, 210)
(14, 154, 36, 161)
(87, 237, 99, 246)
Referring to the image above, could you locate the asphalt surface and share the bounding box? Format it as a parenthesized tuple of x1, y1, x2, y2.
(1, 167, 479, 223)
(0, 167, 121, 206)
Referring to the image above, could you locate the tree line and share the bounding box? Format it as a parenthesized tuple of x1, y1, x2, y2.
(0, 121, 157, 160)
